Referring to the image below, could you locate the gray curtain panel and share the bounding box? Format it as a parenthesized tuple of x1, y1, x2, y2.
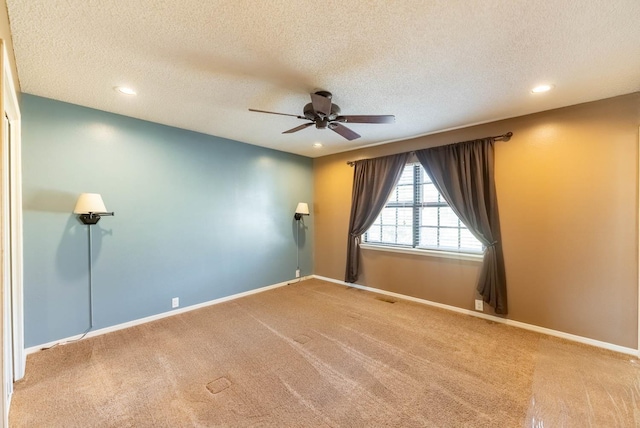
(345, 152, 411, 283)
(415, 138, 508, 314)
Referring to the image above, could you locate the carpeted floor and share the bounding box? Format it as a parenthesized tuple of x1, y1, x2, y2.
(9, 279, 640, 427)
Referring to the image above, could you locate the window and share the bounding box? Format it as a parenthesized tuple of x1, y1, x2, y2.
(364, 163, 483, 253)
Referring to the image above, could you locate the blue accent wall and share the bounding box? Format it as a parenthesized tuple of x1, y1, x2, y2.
(21, 94, 314, 347)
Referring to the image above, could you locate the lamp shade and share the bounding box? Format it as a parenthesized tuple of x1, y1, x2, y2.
(295, 202, 309, 215)
(74, 193, 107, 214)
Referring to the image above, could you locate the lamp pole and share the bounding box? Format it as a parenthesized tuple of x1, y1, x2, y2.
(296, 217, 300, 274)
(87, 224, 94, 330)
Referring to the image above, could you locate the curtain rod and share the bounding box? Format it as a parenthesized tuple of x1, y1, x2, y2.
(346, 132, 513, 166)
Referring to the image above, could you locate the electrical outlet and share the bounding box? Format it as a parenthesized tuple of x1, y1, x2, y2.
(295, 269, 301, 278)
(172, 297, 179, 308)
(474, 299, 483, 311)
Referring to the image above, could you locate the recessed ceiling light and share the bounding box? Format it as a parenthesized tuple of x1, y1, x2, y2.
(312, 143, 323, 148)
(114, 86, 137, 96)
(531, 84, 554, 94)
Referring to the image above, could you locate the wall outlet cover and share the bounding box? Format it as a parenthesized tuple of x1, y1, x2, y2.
(172, 297, 179, 308)
(295, 269, 300, 278)
(474, 299, 483, 311)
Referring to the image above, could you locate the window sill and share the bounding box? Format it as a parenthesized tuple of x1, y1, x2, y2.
(360, 243, 484, 262)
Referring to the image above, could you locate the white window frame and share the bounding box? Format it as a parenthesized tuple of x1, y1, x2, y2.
(362, 163, 484, 262)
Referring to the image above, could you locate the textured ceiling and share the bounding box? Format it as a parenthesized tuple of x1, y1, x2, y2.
(6, 1, 640, 158)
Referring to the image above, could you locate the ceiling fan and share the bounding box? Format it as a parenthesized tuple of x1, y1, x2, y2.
(249, 91, 395, 141)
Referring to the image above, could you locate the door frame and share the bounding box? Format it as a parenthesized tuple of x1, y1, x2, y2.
(0, 38, 23, 427)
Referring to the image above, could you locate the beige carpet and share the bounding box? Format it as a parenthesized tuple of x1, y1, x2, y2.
(10, 279, 640, 427)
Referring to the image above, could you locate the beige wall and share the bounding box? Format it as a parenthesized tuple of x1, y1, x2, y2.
(0, 0, 19, 92)
(314, 93, 640, 349)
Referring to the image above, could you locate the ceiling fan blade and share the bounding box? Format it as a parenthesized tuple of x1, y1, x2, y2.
(249, 108, 304, 119)
(338, 115, 396, 124)
(283, 122, 315, 134)
(310, 92, 332, 117)
(329, 123, 361, 141)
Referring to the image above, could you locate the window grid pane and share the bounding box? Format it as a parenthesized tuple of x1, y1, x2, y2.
(364, 163, 483, 253)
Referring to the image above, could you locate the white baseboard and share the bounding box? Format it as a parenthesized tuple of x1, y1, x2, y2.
(312, 275, 638, 357)
(28, 274, 637, 358)
(26, 276, 310, 355)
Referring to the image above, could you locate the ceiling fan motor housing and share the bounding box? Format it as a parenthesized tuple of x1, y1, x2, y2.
(303, 102, 341, 121)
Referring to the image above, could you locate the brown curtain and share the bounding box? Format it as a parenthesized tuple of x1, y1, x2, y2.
(415, 139, 507, 314)
(345, 152, 411, 283)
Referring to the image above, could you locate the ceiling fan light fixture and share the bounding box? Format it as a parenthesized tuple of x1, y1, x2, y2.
(316, 118, 329, 129)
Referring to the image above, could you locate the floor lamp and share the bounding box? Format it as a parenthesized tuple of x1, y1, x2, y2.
(294, 202, 309, 278)
(73, 193, 114, 334)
